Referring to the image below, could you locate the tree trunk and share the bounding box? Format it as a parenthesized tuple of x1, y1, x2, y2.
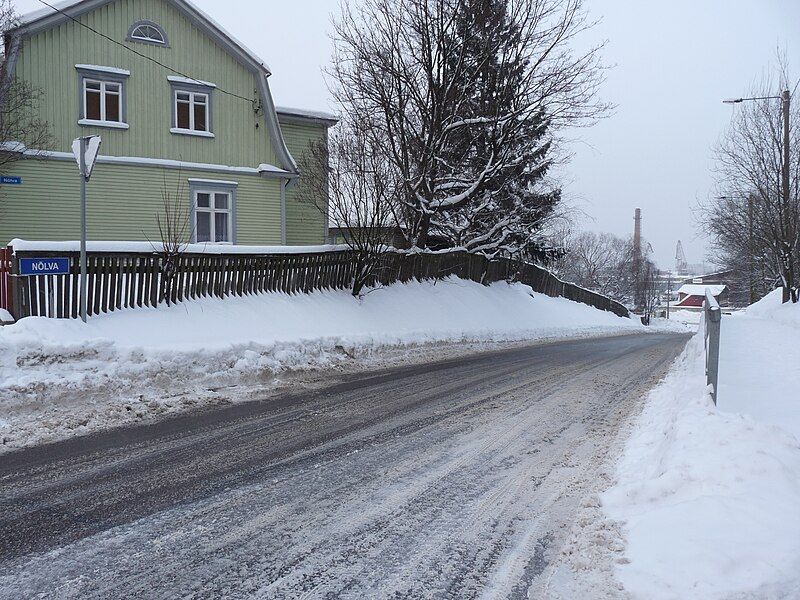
(416, 213, 431, 249)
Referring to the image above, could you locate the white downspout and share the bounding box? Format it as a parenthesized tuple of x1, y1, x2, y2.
(280, 177, 288, 245)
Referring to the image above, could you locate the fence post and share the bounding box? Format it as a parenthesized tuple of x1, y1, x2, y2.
(704, 289, 722, 405)
(9, 250, 23, 320)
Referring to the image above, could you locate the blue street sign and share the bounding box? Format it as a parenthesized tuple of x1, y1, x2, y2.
(1, 176, 22, 185)
(19, 257, 71, 276)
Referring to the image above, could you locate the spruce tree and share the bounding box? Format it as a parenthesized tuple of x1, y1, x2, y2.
(434, 0, 561, 260)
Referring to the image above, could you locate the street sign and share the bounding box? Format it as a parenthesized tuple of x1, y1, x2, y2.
(1, 176, 22, 185)
(19, 257, 71, 276)
(72, 136, 102, 180)
(71, 135, 102, 322)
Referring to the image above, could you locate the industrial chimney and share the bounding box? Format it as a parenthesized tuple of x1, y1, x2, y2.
(633, 208, 642, 268)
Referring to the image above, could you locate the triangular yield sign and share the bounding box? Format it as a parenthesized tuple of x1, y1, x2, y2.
(71, 136, 102, 180)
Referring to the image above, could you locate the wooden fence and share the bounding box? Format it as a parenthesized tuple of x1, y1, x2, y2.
(4, 246, 629, 320)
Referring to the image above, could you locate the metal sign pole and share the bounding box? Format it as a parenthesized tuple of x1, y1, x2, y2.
(71, 134, 100, 323)
(80, 136, 88, 323)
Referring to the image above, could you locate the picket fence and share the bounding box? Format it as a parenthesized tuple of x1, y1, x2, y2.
(1, 245, 629, 320)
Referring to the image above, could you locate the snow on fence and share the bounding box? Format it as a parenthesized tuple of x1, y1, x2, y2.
(5, 244, 629, 321)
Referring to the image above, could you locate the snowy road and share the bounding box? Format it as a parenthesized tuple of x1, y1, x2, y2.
(0, 333, 688, 599)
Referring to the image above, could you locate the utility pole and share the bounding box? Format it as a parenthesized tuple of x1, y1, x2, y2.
(748, 194, 755, 305)
(666, 272, 671, 319)
(781, 90, 792, 303)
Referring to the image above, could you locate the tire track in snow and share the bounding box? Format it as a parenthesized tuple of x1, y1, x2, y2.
(0, 334, 688, 599)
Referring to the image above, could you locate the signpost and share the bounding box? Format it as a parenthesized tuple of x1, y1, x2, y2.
(72, 135, 102, 323)
(19, 258, 70, 276)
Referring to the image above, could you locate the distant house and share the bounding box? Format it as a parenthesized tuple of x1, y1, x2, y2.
(676, 284, 728, 308)
(1, 0, 337, 247)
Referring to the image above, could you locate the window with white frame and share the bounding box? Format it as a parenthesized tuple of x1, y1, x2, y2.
(76, 65, 129, 129)
(175, 90, 209, 133)
(194, 190, 232, 243)
(168, 77, 215, 138)
(84, 79, 122, 123)
(128, 21, 168, 46)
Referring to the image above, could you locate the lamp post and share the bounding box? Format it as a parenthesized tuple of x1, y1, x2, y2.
(723, 91, 792, 302)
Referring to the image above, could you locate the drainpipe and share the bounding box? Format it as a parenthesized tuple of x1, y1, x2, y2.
(280, 177, 288, 245)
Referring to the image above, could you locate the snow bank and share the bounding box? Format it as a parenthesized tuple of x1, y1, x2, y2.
(1, 277, 651, 452)
(744, 287, 800, 324)
(602, 292, 800, 599)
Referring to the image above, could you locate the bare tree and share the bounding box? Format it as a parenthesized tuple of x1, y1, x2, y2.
(298, 117, 399, 296)
(154, 174, 191, 305)
(329, 0, 608, 254)
(554, 228, 658, 310)
(639, 262, 660, 324)
(0, 1, 51, 173)
(701, 58, 799, 303)
(555, 231, 621, 296)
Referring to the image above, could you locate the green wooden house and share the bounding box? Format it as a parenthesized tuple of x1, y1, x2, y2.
(0, 0, 336, 247)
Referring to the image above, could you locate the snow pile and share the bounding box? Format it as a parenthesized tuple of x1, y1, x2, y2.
(602, 291, 800, 599)
(667, 309, 703, 325)
(745, 287, 800, 325)
(1, 277, 649, 451)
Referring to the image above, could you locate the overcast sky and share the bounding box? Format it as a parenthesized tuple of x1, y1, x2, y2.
(14, 0, 800, 269)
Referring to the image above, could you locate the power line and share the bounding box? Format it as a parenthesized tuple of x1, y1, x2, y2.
(35, 0, 257, 106)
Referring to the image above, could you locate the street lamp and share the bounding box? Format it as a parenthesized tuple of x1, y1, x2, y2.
(723, 90, 792, 302)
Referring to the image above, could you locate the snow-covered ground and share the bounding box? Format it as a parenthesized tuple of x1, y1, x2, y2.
(0, 277, 681, 453)
(597, 290, 800, 599)
(667, 308, 703, 325)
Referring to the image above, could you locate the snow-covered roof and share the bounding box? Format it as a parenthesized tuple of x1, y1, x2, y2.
(276, 106, 339, 124)
(677, 284, 726, 297)
(15, 0, 272, 74)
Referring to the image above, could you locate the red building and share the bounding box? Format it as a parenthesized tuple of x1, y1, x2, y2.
(676, 284, 727, 308)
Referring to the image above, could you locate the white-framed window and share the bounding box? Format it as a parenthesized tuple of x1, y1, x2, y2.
(84, 78, 121, 123)
(76, 65, 129, 129)
(168, 77, 215, 138)
(194, 190, 232, 243)
(175, 90, 209, 133)
(130, 23, 165, 45)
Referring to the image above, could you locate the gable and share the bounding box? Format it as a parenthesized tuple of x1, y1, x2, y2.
(10, 0, 296, 172)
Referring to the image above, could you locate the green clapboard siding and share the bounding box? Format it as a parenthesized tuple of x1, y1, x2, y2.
(15, 0, 277, 168)
(0, 158, 281, 245)
(5, 0, 332, 247)
(281, 121, 327, 245)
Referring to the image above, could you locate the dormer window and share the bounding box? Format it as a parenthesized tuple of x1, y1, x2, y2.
(126, 20, 169, 47)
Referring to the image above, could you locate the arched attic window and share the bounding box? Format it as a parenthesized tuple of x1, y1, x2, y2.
(126, 20, 169, 47)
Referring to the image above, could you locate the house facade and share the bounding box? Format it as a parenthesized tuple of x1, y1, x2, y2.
(0, 0, 336, 247)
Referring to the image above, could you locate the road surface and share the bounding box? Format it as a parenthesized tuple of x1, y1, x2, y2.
(0, 333, 688, 599)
